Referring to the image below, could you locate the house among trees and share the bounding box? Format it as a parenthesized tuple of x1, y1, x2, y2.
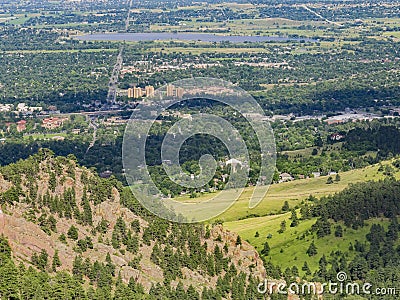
(279, 172, 294, 182)
(16, 120, 27, 132)
(42, 117, 68, 130)
(226, 158, 243, 173)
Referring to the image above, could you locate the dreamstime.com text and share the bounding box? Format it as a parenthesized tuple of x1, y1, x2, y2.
(257, 272, 397, 296)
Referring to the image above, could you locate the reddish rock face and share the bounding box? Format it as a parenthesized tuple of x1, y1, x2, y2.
(209, 225, 266, 280)
(0, 156, 267, 294)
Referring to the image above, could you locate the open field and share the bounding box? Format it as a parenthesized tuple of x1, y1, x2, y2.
(23, 133, 68, 140)
(216, 159, 400, 274)
(146, 45, 270, 54)
(178, 160, 398, 223)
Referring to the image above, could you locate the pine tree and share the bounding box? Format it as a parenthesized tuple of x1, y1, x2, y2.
(335, 173, 341, 182)
(235, 235, 242, 246)
(0, 258, 19, 299)
(67, 225, 78, 240)
(302, 261, 311, 275)
(349, 255, 368, 280)
(317, 255, 328, 280)
(313, 216, 331, 238)
(306, 241, 318, 257)
(52, 250, 61, 272)
(111, 230, 120, 249)
(281, 201, 290, 212)
(72, 255, 83, 281)
(278, 220, 286, 233)
(187, 284, 200, 300)
(290, 209, 299, 227)
(175, 282, 186, 300)
(261, 241, 270, 256)
(334, 225, 343, 237)
(300, 204, 311, 220)
(207, 255, 215, 276)
(49, 172, 57, 192)
(0, 235, 12, 260)
(131, 219, 140, 234)
(59, 233, 67, 244)
(82, 189, 93, 226)
(126, 235, 139, 254)
(326, 176, 334, 184)
(37, 249, 48, 271)
(386, 218, 399, 241)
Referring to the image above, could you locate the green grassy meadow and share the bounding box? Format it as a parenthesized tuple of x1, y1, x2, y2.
(179, 160, 394, 222)
(225, 213, 391, 275)
(177, 159, 400, 274)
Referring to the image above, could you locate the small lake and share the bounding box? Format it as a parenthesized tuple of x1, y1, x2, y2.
(77, 32, 313, 43)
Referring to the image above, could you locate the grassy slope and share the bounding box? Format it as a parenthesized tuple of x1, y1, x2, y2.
(180, 161, 392, 223)
(220, 160, 400, 275)
(225, 212, 391, 275)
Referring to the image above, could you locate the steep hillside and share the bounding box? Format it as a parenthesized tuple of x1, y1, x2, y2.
(226, 175, 400, 300)
(0, 149, 265, 299)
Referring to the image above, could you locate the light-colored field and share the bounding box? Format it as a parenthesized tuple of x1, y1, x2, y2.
(177, 161, 399, 223)
(23, 133, 68, 140)
(148, 45, 270, 54)
(218, 160, 400, 274)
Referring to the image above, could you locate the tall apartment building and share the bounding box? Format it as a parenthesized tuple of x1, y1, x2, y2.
(176, 87, 184, 99)
(145, 85, 155, 97)
(127, 85, 155, 99)
(166, 85, 175, 97)
(127, 88, 134, 98)
(166, 85, 184, 98)
(133, 87, 143, 98)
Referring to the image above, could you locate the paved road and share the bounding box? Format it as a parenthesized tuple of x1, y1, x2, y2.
(105, 0, 133, 105)
(106, 47, 124, 105)
(86, 117, 98, 153)
(301, 5, 343, 27)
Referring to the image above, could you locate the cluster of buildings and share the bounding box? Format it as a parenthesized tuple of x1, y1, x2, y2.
(0, 103, 43, 114)
(3, 120, 27, 132)
(3, 117, 68, 133)
(42, 117, 68, 130)
(166, 85, 184, 98)
(0, 104, 13, 112)
(120, 62, 222, 77)
(122, 84, 187, 99)
(127, 85, 155, 99)
(103, 116, 128, 126)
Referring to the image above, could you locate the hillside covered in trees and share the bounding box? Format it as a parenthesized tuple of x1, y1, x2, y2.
(0, 150, 265, 299)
